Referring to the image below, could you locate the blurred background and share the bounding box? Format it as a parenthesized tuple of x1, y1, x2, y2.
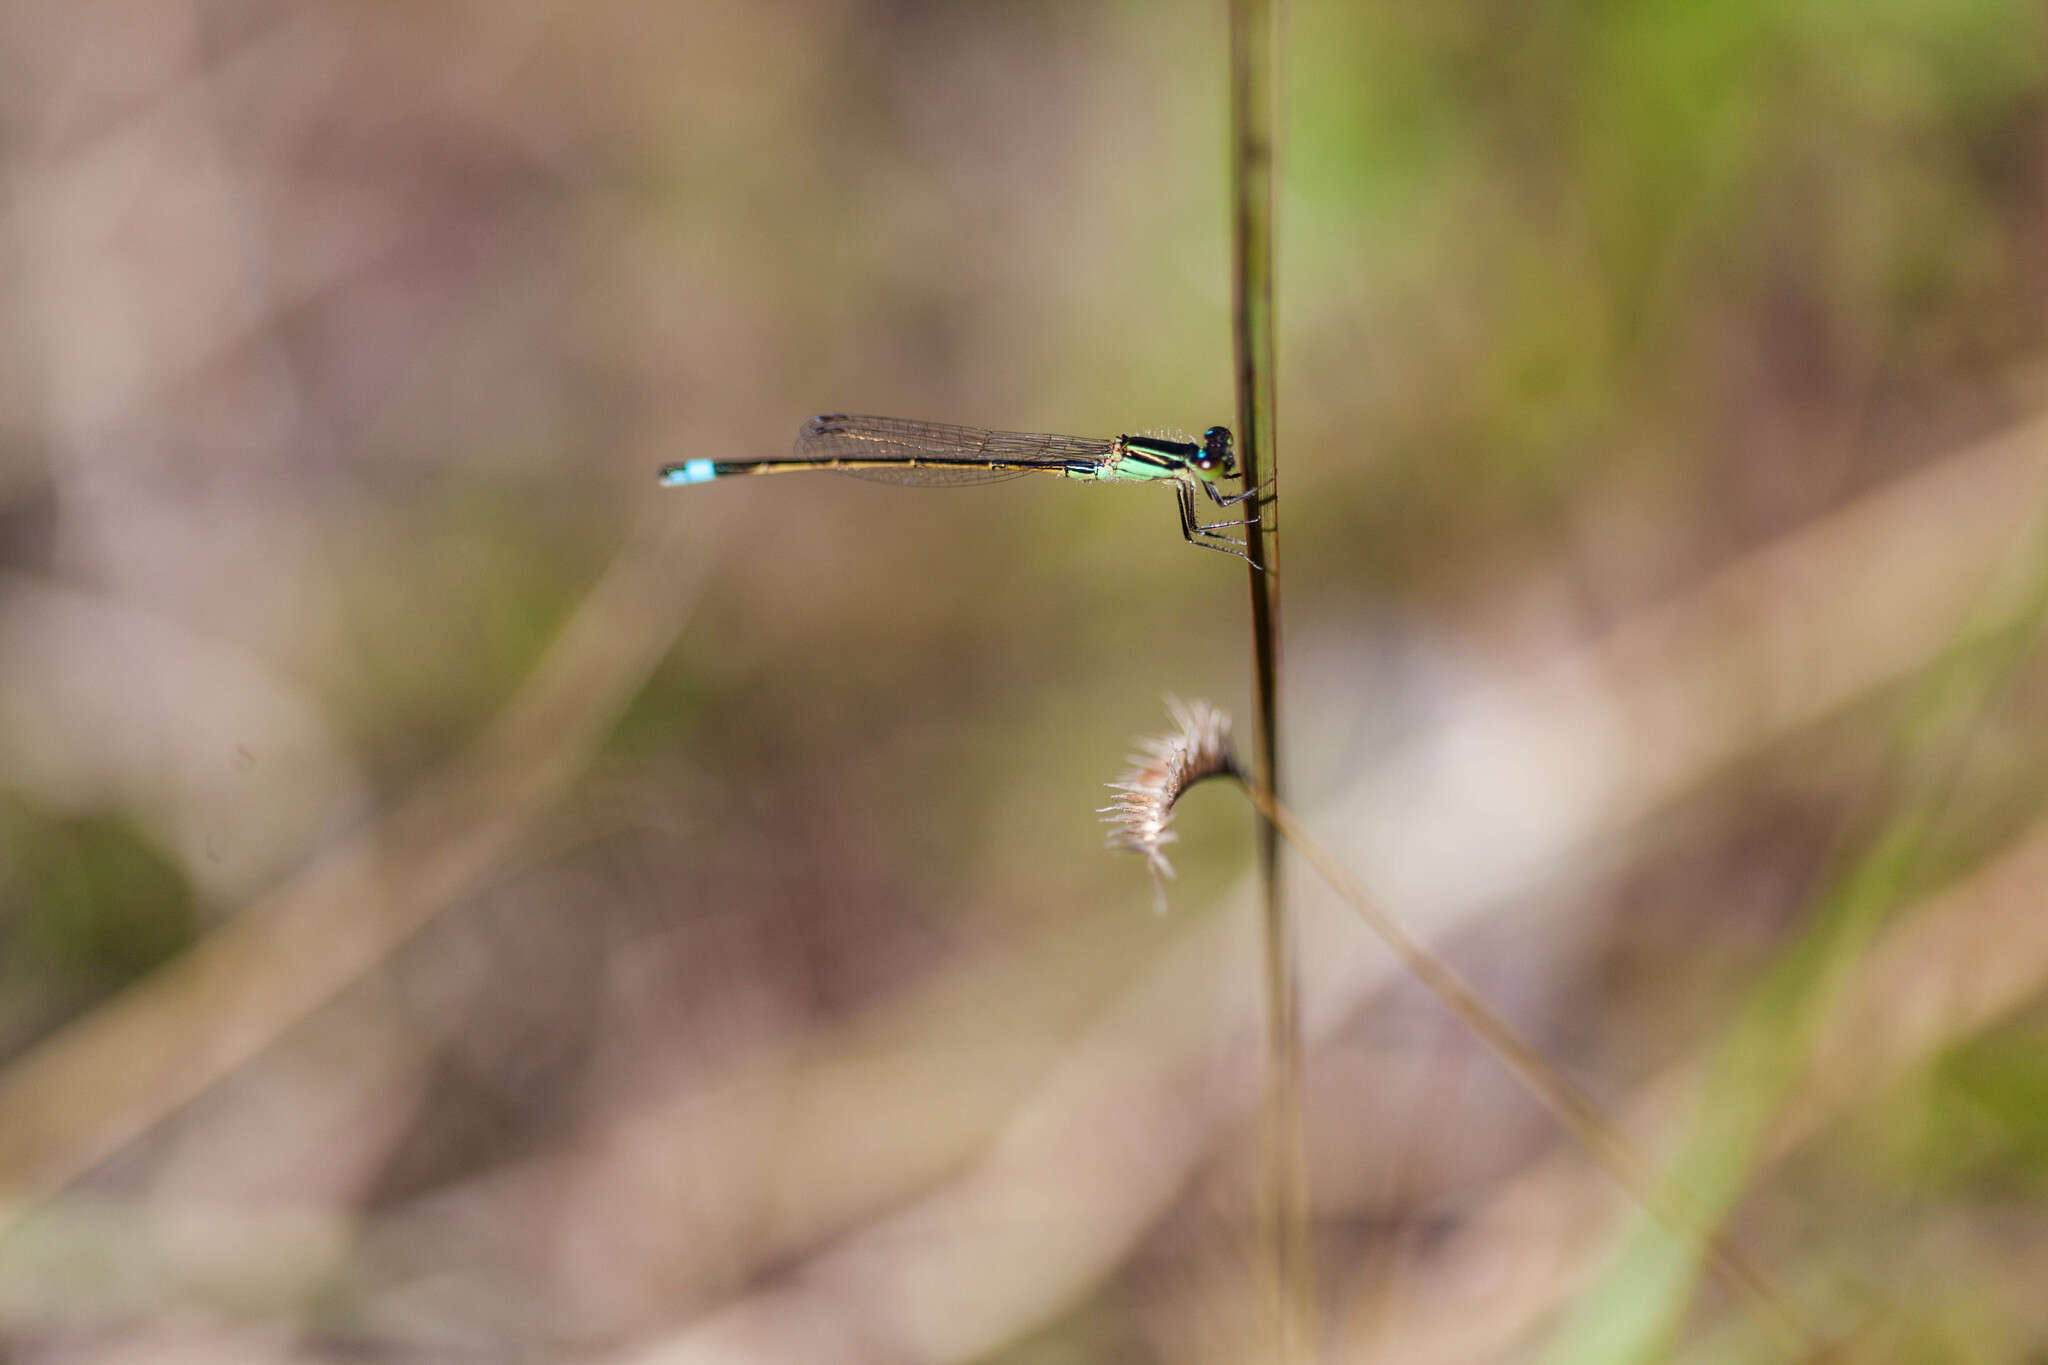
(3, 0, 2048, 1360)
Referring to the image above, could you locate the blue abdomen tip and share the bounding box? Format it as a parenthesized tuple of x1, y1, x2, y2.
(660, 458, 718, 486)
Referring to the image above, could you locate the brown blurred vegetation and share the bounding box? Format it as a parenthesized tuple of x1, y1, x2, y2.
(4, 0, 2048, 1361)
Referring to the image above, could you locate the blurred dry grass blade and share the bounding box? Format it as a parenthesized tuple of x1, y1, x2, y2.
(1101, 696, 1241, 909)
(0, 513, 706, 1213)
(1549, 466, 2048, 1365)
(1337, 796, 2048, 1364)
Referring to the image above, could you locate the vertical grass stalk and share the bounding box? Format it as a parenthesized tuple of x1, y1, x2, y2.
(1227, 0, 1308, 1357)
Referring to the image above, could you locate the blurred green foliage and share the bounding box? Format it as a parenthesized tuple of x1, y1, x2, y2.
(0, 799, 194, 1058)
(1287, 0, 2046, 587)
(1924, 1016, 2048, 1194)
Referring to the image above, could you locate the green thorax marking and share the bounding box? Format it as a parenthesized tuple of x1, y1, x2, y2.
(1095, 434, 1197, 483)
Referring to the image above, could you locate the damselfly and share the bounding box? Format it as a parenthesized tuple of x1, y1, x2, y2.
(660, 415, 1265, 563)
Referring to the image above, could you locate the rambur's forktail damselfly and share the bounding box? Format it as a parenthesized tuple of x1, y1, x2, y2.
(660, 414, 1266, 563)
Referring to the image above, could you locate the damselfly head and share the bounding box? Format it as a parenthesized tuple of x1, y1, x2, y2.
(1195, 425, 1236, 479)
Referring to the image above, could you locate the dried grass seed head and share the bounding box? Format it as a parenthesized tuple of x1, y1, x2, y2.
(1102, 697, 1241, 906)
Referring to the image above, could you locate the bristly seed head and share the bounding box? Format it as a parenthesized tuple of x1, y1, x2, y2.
(1101, 697, 1241, 911)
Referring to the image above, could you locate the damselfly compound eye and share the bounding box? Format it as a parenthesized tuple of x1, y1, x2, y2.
(1203, 426, 1236, 476)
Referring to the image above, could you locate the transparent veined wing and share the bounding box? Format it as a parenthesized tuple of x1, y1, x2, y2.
(795, 415, 1118, 486)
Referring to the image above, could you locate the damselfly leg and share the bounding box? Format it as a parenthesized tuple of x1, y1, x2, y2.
(1176, 478, 1263, 567)
(1188, 475, 1266, 532)
(1202, 476, 1277, 510)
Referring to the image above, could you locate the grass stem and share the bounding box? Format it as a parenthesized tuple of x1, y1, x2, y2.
(1227, 0, 1307, 1356)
